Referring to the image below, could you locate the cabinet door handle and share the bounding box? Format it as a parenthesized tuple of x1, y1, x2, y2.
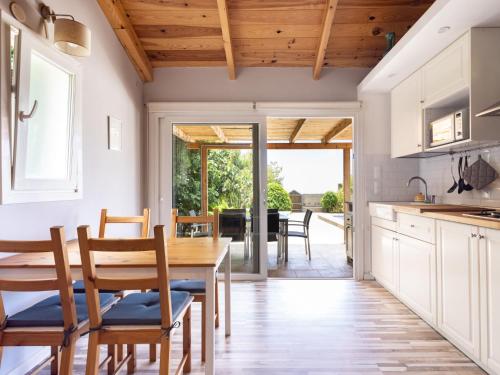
(479, 234, 485, 240)
(471, 233, 478, 238)
(410, 224, 415, 228)
(417, 144, 422, 148)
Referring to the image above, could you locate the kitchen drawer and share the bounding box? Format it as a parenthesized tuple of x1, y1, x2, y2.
(372, 216, 397, 232)
(398, 213, 436, 243)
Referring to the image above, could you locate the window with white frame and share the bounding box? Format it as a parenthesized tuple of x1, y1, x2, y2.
(1, 12, 82, 203)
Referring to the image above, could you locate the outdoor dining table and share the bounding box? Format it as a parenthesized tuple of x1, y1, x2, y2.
(0, 236, 232, 375)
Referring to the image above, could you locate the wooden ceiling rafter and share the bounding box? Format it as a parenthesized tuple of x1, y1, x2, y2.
(216, 0, 236, 79)
(173, 126, 194, 143)
(322, 119, 352, 144)
(289, 119, 307, 143)
(313, 0, 340, 80)
(211, 126, 229, 143)
(97, 0, 153, 82)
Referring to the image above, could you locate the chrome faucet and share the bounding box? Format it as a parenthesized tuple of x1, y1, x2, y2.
(407, 176, 434, 203)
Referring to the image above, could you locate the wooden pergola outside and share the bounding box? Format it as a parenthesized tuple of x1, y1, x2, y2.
(174, 117, 352, 217)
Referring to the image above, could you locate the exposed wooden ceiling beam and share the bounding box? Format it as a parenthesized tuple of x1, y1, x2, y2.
(211, 126, 228, 143)
(173, 127, 193, 143)
(322, 119, 352, 144)
(313, 0, 339, 80)
(187, 142, 352, 150)
(216, 0, 236, 79)
(289, 119, 307, 143)
(97, 0, 153, 82)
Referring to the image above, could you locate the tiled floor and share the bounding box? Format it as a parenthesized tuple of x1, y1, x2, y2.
(267, 242, 353, 278)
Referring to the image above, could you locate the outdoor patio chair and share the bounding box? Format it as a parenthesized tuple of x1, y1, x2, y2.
(219, 210, 248, 258)
(286, 209, 313, 260)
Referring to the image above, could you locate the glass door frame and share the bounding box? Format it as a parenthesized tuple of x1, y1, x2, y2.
(146, 101, 363, 281)
(147, 104, 269, 280)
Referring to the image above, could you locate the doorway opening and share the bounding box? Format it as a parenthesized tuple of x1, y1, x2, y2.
(265, 117, 353, 279)
(171, 123, 261, 275)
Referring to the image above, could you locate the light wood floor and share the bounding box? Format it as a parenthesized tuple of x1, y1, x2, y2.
(42, 280, 485, 374)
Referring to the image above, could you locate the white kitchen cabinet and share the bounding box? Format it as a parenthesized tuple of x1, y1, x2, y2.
(391, 71, 423, 158)
(398, 233, 437, 325)
(436, 220, 480, 360)
(422, 33, 470, 107)
(479, 228, 500, 374)
(372, 224, 398, 295)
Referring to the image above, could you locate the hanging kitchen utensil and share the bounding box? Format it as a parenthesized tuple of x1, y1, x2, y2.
(463, 154, 498, 190)
(447, 156, 458, 193)
(457, 156, 465, 194)
(463, 154, 474, 191)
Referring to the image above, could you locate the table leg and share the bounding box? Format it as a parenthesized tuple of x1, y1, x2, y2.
(285, 220, 289, 262)
(224, 249, 231, 337)
(205, 268, 216, 375)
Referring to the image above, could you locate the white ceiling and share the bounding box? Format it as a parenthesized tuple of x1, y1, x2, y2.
(358, 0, 500, 93)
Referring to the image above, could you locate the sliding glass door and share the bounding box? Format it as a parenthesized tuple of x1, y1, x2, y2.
(171, 123, 261, 274)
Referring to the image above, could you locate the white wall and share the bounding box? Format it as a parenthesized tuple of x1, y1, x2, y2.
(144, 67, 369, 102)
(357, 92, 419, 277)
(0, 1, 144, 373)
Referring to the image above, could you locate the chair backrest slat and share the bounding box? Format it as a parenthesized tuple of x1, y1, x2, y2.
(170, 208, 219, 239)
(0, 279, 59, 292)
(99, 208, 151, 238)
(78, 225, 173, 329)
(87, 238, 156, 252)
(0, 240, 53, 253)
(0, 227, 77, 331)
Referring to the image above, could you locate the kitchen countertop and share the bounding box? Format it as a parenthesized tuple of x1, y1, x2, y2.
(370, 202, 500, 230)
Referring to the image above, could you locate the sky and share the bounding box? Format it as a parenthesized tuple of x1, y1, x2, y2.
(268, 150, 345, 194)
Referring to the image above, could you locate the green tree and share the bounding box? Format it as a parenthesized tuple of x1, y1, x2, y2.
(267, 161, 283, 185)
(267, 182, 292, 211)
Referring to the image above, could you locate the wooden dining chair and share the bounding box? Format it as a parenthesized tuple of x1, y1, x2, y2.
(0, 227, 116, 375)
(73, 208, 151, 294)
(77, 225, 193, 375)
(170, 208, 220, 362)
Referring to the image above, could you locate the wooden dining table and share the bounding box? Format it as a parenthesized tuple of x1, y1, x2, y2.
(0, 237, 232, 375)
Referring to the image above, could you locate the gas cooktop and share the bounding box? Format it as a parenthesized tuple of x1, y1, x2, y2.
(462, 210, 500, 221)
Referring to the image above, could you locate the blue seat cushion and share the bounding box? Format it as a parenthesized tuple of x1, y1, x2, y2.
(7, 293, 115, 328)
(102, 291, 191, 326)
(170, 279, 206, 294)
(72, 280, 121, 294)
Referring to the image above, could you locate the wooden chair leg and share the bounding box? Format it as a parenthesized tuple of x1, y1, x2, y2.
(183, 306, 192, 373)
(201, 298, 206, 362)
(59, 340, 76, 375)
(107, 345, 117, 375)
(215, 280, 220, 329)
(159, 337, 172, 375)
(149, 343, 157, 362)
(51, 346, 60, 375)
(117, 344, 124, 362)
(127, 344, 136, 374)
(86, 332, 101, 375)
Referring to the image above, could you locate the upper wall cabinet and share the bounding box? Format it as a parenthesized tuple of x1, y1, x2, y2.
(0, 12, 83, 203)
(391, 71, 423, 158)
(422, 33, 470, 107)
(390, 28, 500, 158)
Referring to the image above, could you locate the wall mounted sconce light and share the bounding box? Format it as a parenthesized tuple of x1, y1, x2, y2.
(40, 3, 91, 57)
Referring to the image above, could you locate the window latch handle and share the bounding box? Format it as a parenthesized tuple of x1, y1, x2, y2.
(19, 100, 38, 122)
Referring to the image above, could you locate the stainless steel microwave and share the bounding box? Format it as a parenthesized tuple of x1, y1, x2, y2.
(429, 108, 469, 148)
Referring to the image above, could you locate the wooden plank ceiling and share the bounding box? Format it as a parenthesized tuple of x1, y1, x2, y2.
(100, 0, 435, 81)
(174, 117, 352, 144)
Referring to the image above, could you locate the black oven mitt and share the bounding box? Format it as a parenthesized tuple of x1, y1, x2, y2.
(463, 155, 498, 190)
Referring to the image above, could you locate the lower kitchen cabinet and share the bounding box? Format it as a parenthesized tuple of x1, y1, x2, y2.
(480, 228, 500, 374)
(398, 234, 436, 325)
(436, 220, 481, 360)
(371, 224, 398, 295)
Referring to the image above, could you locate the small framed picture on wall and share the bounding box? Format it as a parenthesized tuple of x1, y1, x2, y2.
(108, 116, 122, 151)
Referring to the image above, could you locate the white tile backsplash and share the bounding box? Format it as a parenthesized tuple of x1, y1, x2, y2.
(364, 154, 420, 202)
(419, 146, 500, 207)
